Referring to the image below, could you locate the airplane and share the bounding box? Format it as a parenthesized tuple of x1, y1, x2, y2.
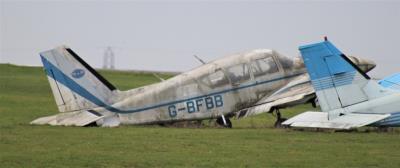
(31, 45, 375, 127)
(283, 39, 400, 129)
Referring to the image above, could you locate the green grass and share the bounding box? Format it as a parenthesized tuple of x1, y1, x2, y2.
(1, 63, 400, 168)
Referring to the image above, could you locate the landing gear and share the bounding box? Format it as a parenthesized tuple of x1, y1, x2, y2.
(216, 115, 232, 128)
(272, 109, 287, 128)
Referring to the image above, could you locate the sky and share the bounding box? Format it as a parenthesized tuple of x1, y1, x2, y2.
(1, 0, 399, 77)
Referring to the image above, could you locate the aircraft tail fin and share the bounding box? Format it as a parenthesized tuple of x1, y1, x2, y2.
(40, 46, 118, 113)
(299, 40, 383, 119)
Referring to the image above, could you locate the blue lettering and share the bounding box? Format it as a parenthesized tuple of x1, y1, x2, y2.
(214, 95, 223, 107)
(205, 97, 214, 109)
(195, 99, 203, 112)
(168, 105, 177, 117)
(187, 101, 196, 113)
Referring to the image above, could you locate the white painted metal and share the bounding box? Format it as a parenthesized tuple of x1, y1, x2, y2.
(32, 45, 376, 127)
(283, 112, 390, 129)
(287, 40, 400, 130)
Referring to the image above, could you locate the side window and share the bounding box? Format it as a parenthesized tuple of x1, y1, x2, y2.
(226, 63, 250, 84)
(251, 57, 279, 77)
(200, 70, 229, 88)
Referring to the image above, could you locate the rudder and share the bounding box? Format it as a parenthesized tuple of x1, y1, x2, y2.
(40, 46, 118, 112)
(299, 40, 373, 119)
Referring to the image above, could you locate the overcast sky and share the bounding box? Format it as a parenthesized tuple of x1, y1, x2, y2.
(1, 0, 399, 77)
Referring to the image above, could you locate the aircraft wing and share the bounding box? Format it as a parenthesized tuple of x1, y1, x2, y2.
(379, 73, 400, 90)
(30, 110, 104, 126)
(236, 74, 315, 118)
(282, 112, 390, 129)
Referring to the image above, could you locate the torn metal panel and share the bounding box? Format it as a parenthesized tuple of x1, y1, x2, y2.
(236, 74, 315, 118)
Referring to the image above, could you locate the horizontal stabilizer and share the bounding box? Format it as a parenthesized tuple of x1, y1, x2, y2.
(283, 112, 390, 129)
(31, 110, 104, 126)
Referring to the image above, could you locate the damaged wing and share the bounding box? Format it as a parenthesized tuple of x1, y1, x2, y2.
(236, 74, 315, 118)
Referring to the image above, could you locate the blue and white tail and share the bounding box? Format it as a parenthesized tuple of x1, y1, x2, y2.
(40, 46, 118, 113)
(299, 40, 384, 119)
(283, 40, 392, 129)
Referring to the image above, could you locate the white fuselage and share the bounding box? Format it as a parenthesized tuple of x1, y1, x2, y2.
(99, 50, 305, 125)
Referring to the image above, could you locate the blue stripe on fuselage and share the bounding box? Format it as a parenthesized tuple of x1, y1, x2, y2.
(372, 112, 400, 126)
(41, 56, 303, 114)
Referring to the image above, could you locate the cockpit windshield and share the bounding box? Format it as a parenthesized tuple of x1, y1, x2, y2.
(251, 57, 279, 77)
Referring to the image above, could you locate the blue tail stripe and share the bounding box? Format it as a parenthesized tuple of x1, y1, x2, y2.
(311, 71, 356, 91)
(41, 56, 120, 112)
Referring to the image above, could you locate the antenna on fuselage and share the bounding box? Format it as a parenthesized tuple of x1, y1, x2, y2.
(193, 55, 206, 65)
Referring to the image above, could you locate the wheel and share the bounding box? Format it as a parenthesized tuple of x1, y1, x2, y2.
(216, 116, 232, 128)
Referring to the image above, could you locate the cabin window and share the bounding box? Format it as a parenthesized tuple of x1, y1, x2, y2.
(226, 63, 250, 84)
(251, 57, 279, 77)
(200, 70, 229, 88)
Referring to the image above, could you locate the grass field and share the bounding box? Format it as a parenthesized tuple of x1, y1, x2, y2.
(1, 63, 400, 168)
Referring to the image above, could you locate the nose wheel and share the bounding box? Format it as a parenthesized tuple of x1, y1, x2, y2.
(273, 109, 287, 128)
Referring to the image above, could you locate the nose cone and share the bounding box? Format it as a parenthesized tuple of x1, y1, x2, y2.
(346, 56, 376, 73)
